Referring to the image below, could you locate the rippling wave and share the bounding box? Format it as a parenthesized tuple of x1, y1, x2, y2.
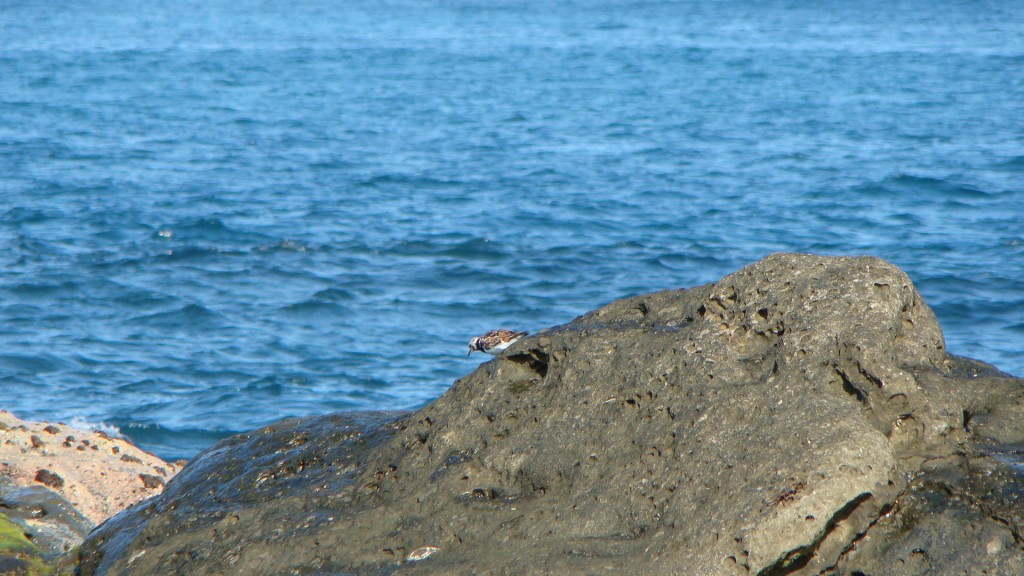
(1, 0, 1021, 460)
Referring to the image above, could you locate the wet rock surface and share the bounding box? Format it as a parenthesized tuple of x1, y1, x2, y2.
(1, 478, 93, 561)
(78, 254, 1024, 575)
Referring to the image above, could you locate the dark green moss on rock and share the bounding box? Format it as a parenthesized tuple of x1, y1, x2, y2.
(0, 513, 52, 576)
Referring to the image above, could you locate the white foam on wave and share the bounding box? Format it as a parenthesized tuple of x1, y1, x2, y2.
(68, 416, 124, 438)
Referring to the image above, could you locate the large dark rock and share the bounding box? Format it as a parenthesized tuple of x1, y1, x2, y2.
(79, 254, 1024, 575)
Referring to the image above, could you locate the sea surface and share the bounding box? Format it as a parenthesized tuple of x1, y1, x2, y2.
(1, 0, 1022, 460)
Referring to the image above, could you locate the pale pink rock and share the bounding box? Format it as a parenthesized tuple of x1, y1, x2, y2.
(0, 410, 179, 525)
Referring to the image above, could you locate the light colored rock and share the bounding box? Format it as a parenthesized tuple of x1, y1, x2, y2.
(0, 411, 177, 525)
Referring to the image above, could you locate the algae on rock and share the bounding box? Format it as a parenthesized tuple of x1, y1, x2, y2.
(1, 513, 54, 576)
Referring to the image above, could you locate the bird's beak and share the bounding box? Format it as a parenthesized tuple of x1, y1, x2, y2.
(467, 348, 473, 357)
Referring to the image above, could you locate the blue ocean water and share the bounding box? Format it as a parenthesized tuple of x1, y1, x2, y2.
(1, 0, 1022, 460)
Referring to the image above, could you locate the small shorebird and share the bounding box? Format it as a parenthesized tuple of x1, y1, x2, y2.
(467, 329, 528, 356)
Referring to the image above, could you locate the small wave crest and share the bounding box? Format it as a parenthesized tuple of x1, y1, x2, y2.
(994, 156, 1024, 172)
(280, 299, 352, 318)
(110, 420, 242, 461)
(68, 416, 124, 439)
(877, 173, 993, 199)
(127, 304, 225, 330)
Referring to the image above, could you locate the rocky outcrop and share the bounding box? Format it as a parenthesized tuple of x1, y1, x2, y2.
(1, 411, 179, 573)
(0, 412, 178, 527)
(78, 254, 1024, 575)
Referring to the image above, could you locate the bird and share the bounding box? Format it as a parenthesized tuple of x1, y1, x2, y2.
(467, 329, 528, 356)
